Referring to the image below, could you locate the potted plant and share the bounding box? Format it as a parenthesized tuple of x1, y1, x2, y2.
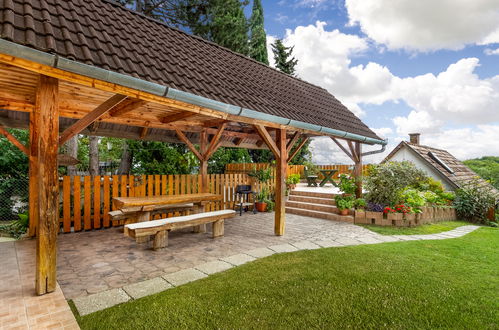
(338, 174, 356, 196)
(255, 187, 269, 212)
(335, 195, 354, 216)
(286, 174, 300, 190)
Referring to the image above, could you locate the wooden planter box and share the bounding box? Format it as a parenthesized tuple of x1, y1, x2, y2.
(365, 211, 383, 225)
(450, 208, 457, 220)
(405, 213, 416, 227)
(435, 207, 444, 221)
(354, 210, 367, 224)
(387, 213, 404, 227)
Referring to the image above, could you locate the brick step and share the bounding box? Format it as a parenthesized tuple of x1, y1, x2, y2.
(288, 195, 336, 206)
(289, 190, 337, 199)
(285, 207, 354, 223)
(285, 201, 338, 213)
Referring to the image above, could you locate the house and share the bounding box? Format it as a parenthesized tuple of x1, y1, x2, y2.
(383, 133, 498, 195)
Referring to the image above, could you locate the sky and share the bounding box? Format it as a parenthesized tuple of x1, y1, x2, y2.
(256, 0, 499, 164)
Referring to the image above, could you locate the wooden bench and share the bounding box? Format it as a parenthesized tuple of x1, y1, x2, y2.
(124, 210, 236, 250)
(109, 203, 194, 225)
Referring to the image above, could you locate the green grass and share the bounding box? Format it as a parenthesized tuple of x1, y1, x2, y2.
(360, 220, 471, 235)
(73, 227, 499, 329)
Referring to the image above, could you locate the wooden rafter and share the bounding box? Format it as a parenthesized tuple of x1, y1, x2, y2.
(159, 111, 196, 124)
(254, 124, 280, 158)
(287, 136, 309, 162)
(204, 123, 227, 160)
(234, 137, 244, 146)
(140, 121, 150, 139)
(286, 131, 301, 154)
(331, 137, 355, 162)
(347, 140, 359, 162)
(174, 128, 203, 160)
(0, 123, 28, 155)
(203, 118, 228, 128)
(108, 98, 147, 117)
(59, 94, 128, 145)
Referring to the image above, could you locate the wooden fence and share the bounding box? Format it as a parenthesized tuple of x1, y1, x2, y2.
(58, 174, 275, 233)
(225, 163, 371, 179)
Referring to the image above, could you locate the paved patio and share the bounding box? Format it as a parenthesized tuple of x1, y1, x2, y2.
(47, 212, 382, 300)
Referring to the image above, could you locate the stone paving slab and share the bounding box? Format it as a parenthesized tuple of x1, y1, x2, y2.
(356, 236, 384, 244)
(291, 240, 321, 250)
(195, 260, 233, 275)
(245, 247, 276, 258)
(268, 243, 299, 253)
(335, 237, 363, 246)
(163, 268, 208, 287)
(123, 277, 172, 299)
(221, 253, 256, 266)
(73, 288, 130, 316)
(314, 239, 345, 248)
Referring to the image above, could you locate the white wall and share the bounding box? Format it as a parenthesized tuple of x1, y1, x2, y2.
(389, 147, 454, 191)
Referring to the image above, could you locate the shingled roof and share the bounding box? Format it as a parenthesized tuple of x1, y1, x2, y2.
(0, 0, 381, 141)
(384, 141, 499, 196)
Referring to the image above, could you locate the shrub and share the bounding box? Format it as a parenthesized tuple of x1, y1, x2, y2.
(365, 161, 428, 207)
(354, 198, 367, 210)
(248, 167, 273, 183)
(367, 202, 384, 212)
(335, 195, 355, 211)
(401, 188, 426, 210)
(338, 174, 356, 195)
(286, 174, 300, 185)
(454, 178, 496, 224)
(0, 212, 28, 239)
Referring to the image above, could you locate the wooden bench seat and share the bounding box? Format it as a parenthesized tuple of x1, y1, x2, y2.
(124, 210, 236, 250)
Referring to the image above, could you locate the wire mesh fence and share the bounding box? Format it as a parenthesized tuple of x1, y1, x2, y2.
(0, 175, 29, 222)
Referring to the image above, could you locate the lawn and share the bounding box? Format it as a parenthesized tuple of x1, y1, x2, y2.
(73, 227, 498, 329)
(360, 220, 471, 235)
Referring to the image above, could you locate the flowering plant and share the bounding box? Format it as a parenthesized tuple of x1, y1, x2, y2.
(384, 204, 413, 214)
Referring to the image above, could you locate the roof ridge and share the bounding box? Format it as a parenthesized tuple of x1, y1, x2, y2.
(100, 0, 329, 92)
(406, 141, 448, 153)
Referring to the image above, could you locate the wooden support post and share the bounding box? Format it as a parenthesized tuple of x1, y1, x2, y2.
(199, 129, 208, 193)
(152, 230, 167, 250)
(275, 128, 287, 236)
(212, 220, 224, 238)
(28, 105, 39, 237)
(353, 142, 363, 198)
(35, 75, 59, 295)
(287, 136, 309, 162)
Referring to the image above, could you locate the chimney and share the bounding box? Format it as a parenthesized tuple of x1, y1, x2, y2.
(409, 133, 420, 145)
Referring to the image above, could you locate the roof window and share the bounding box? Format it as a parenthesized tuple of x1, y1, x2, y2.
(428, 152, 454, 174)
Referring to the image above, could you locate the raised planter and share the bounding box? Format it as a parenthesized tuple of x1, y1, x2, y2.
(405, 213, 416, 227)
(354, 210, 367, 224)
(387, 213, 404, 227)
(365, 211, 383, 225)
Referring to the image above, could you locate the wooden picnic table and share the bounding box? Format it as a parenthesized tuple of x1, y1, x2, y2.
(319, 169, 338, 187)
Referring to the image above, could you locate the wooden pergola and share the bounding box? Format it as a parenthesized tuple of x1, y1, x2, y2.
(0, 0, 386, 296)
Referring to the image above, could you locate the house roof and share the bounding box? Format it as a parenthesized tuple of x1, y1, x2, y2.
(0, 0, 381, 141)
(384, 141, 499, 195)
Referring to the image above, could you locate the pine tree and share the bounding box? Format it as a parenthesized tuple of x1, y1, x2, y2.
(271, 39, 298, 76)
(248, 0, 268, 64)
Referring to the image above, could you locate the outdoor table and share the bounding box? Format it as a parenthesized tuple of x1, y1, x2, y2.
(319, 169, 338, 187)
(113, 193, 223, 223)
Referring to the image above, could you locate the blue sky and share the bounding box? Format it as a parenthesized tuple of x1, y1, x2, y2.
(251, 0, 499, 163)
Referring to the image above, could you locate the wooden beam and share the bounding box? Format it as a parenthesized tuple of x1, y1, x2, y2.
(59, 94, 127, 145)
(275, 128, 287, 236)
(203, 118, 228, 128)
(234, 137, 244, 146)
(35, 75, 59, 295)
(286, 131, 301, 154)
(287, 136, 309, 162)
(28, 109, 39, 237)
(175, 129, 203, 160)
(0, 123, 28, 155)
(256, 140, 264, 147)
(254, 125, 280, 158)
(159, 111, 196, 124)
(108, 98, 147, 117)
(353, 142, 363, 198)
(331, 137, 355, 162)
(347, 140, 359, 162)
(203, 123, 227, 160)
(140, 127, 149, 139)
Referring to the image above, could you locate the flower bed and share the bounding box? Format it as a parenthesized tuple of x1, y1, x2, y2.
(355, 206, 457, 227)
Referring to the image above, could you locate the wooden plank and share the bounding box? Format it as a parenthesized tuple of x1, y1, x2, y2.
(62, 176, 71, 233)
(113, 193, 223, 209)
(354, 142, 363, 198)
(0, 123, 28, 155)
(121, 175, 128, 197)
(203, 123, 227, 160)
(111, 175, 119, 226)
(159, 111, 196, 124)
(175, 128, 203, 160)
(147, 175, 154, 196)
(275, 128, 287, 236)
(108, 98, 146, 117)
(103, 176, 110, 227)
(73, 176, 81, 231)
(93, 176, 101, 229)
(83, 176, 91, 230)
(28, 110, 39, 237)
(35, 75, 59, 295)
(59, 94, 127, 145)
(254, 125, 280, 158)
(286, 131, 301, 154)
(129, 175, 135, 197)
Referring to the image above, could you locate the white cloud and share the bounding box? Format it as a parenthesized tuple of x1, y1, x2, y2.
(372, 127, 393, 138)
(345, 0, 499, 51)
(392, 111, 442, 135)
(484, 47, 499, 55)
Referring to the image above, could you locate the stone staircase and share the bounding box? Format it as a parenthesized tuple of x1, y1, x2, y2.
(285, 190, 354, 223)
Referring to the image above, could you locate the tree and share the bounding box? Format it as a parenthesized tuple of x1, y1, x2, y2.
(248, 0, 268, 64)
(271, 39, 298, 76)
(208, 147, 251, 173)
(180, 0, 250, 55)
(128, 141, 197, 174)
(89, 136, 99, 176)
(464, 156, 499, 190)
(288, 138, 311, 165)
(115, 0, 186, 27)
(65, 136, 78, 176)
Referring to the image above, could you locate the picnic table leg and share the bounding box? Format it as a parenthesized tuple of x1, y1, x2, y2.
(192, 202, 207, 233)
(136, 211, 151, 243)
(152, 230, 168, 250)
(212, 220, 224, 238)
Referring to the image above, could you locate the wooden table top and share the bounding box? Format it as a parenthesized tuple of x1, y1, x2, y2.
(113, 193, 223, 209)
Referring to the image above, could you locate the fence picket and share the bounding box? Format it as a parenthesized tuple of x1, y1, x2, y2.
(83, 176, 91, 230)
(93, 176, 101, 229)
(73, 176, 81, 232)
(62, 176, 71, 233)
(103, 176, 110, 227)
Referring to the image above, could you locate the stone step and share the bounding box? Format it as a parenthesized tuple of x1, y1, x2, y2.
(289, 190, 337, 198)
(285, 200, 338, 213)
(288, 195, 336, 206)
(285, 207, 354, 223)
